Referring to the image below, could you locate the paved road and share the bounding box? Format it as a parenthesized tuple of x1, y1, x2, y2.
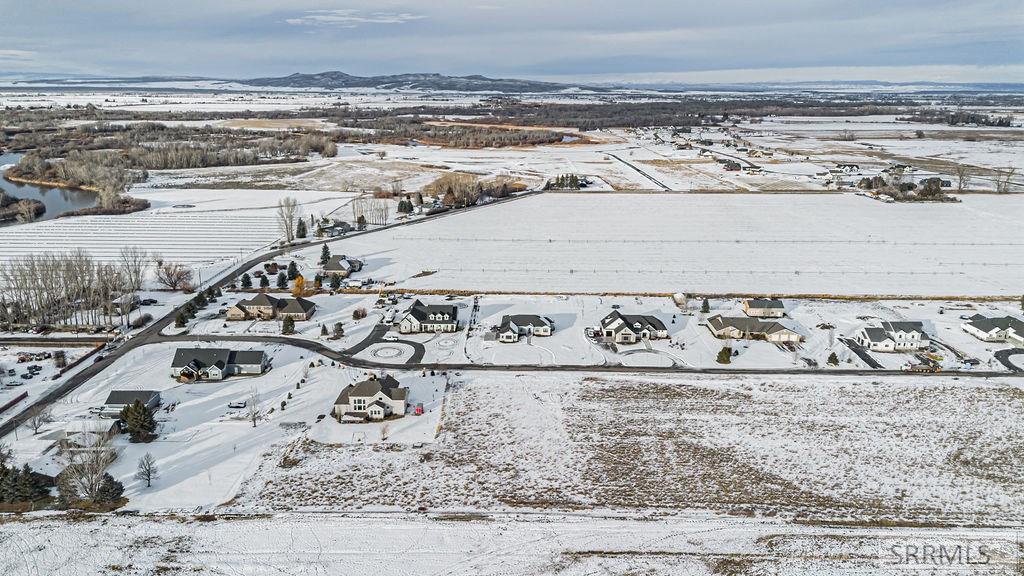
(994, 348, 1024, 372)
(606, 152, 671, 191)
(839, 337, 884, 370)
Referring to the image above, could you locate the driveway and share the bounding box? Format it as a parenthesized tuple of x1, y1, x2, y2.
(840, 337, 884, 369)
(994, 348, 1024, 372)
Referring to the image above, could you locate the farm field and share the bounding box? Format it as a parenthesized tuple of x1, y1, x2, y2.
(314, 192, 1024, 296)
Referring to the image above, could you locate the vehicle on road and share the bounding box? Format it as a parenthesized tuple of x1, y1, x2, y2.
(382, 334, 399, 342)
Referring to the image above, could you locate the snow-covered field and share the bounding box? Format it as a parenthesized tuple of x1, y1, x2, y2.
(314, 192, 1024, 295)
(1, 512, 1020, 575)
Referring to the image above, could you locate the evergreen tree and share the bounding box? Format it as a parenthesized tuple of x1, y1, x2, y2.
(260, 274, 270, 289)
(120, 400, 157, 442)
(333, 322, 344, 337)
(287, 261, 299, 280)
(194, 292, 207, 308)
(174, 313, 187, 328)
(827, 352, 840, 366)
(296, 219, 307, 239)
(329, 274, 342, 290)
(320, 245, 331, 266)
(716, 346, 732, 364)
(276, 272, 287, 289)
(95, 473, 124, 503)
(357, 215, 367, 229)
(282, 316, 296, 335)
(320, 324, 328, 337)
(240, 273, 252, 289)
(701, 299, 711, 313)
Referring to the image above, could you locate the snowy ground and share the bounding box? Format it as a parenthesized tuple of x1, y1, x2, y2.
(1, 512, 1021, 576)
(0, 346, 90, 427)
(312, 192, 1024, 295)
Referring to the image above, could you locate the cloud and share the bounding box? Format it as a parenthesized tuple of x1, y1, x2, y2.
(0, 50, 36, 62)
(285, 9, 425, 29)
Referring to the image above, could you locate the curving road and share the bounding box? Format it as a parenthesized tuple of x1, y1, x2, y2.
(994, 348, 1024, 372)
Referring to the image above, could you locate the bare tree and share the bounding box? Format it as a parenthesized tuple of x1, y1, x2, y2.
(955, 164, 972, 193)
(995, 168, 1017, 194)
(57, 433, 116, 501)
(246, 388, 261, 428)
(119, 246, 149, 292)
(0, 442, 12, 469)
(16, 201, 36, 223)
(25, 404, 53, 435)
(380, 423, 390, 442)
(277, 197, 299, 244)
(135, 452, 159, 488)
(154, 260, 194, 291)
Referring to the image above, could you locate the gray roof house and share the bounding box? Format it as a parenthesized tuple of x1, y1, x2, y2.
(854, 321, 929, 352)
(599, 311, 668, 344)
(171, 348, 268, 381)
(706, 315, 802, 343)
(332, 374, 409, 422)
(399, 300, 459, 333)
(323, 254, 364, 277)
(101, 390, 161, 418)
(227, 294, 316, 321)
(961, 314, 1024, 345)
(497, 314, 554, 343)
(742, 298, 786, 318)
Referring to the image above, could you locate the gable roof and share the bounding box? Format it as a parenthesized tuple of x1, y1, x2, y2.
(239, 293, 279, 308)
(499, 314, 553, 333)
(104, 390, 160, 406)
(745, 298, 785, 309)
(859, 327, 892, 343)
(278, 297, 316, 315)
(334, 374, 408, 406)
(172, 348, 230, 370)
(228, 350, 267, 366)
(964, 315, 1024, 334)
(708, 315, 798, 336)
(880, 321, 928, 337)
(405, 300, 458, 324)
(600, 311, 666, 334)
(324, 254, 362, 272)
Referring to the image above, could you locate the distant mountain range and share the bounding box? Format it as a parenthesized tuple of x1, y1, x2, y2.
(2, 71, 1022, 95)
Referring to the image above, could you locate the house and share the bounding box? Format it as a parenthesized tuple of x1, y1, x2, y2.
(323, 254, 364, 278)
(332, 374, 409, 422)
(961, 314, 1024, 346)
(170, 348, 268, 381)
(322, 221, 354, 237)
(226, 294, 317, 321)
(496, 315, 554, 343)
(398, 300, 459, 333)
(598, 311, 668, 344)
(706, 315, 802, 343)
(854, 321, 929, 352)
(742, 298, 786, 318)
(101, 390, 161, 418)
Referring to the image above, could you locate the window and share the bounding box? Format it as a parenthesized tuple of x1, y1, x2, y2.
(353, 398, 366, 411)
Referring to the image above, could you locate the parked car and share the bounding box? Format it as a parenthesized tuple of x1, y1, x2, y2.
(382, 334, 399, 342)
(227, 400, 247, 409)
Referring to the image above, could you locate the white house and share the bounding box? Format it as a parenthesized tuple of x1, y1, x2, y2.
(706, 315, 802, 343)
(496, 315, 554, 343)
(961, 314, 1024, 346)
(398, 300, 459, 334)
(332, 374, 408, 422)
(854, 321, 929, 352)
(171, 348, 269, 381)
(599, 311, 668, 344)
(742, 298, 786, 318)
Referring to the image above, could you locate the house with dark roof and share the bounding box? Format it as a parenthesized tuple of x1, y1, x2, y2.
(101, 390, 161, 418)
(332, 374, 408, 422)
(226, 294, 317, 321)
(742, 298, 786, 318)
(854, 321, 929, 352)
(706, 315, 802, 343)
(496, 314, 554, 343)
(398, 300, 459, 334)
(171, 348, 268, 381)
(599, 311, 668, 344)
(323, 254, 364, 278)
(961, 314, 1024, 346)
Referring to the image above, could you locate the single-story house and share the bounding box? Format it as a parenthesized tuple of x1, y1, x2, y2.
(399, 300, 459, 334)
(496, 315, 554, 343)
(599, 311, 668, 344)
(171, 348, 268, 381)
(706, 315, 802, 343)
(742, 298, 786, 318)
(101, 390, 161, 418)
(332, 374, 409, 422)
(961, 314, 1024, 346)
(323, 254, 364, 278)
(226, 294, 317, 321)
(854, 321, 929, 352)
(322, 221, 354, 237)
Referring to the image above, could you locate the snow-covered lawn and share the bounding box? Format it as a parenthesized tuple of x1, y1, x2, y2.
(227, 370, 1024, 526)
(318, 192, 1024, 295)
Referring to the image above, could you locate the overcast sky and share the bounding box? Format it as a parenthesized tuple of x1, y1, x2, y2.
(1, 0, 1022, 83)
